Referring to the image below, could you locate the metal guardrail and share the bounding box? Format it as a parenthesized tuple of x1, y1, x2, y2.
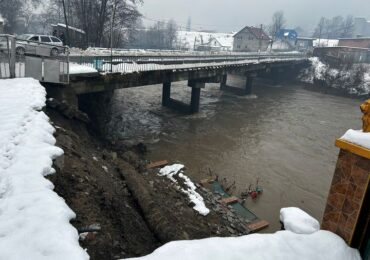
(70, 51, 306, 74)
(0, 34, 69, 84)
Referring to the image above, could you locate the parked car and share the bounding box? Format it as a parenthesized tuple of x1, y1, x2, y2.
(15, 34, 64, 56)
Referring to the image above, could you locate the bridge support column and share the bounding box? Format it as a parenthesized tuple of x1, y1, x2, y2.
(220, 74, 227, 90)
(190, 86, 201, 113)
(272, 68, 284, 85)
(161, 80, 204, 114)
(188, 80, 205, 114)
(162, 82, 171, 107)
(245, 75, 254, 95)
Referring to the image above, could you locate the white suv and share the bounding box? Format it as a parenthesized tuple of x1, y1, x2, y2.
(16, 34, 64, 56)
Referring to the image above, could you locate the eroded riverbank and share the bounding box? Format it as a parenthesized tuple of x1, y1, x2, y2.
(106, 76, 361, 232)
(46, 100, 257, 259)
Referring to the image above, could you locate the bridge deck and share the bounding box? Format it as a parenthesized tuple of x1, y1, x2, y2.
(70, 56, 308, 95)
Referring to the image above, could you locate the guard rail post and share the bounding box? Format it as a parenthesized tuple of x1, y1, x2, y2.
(10, 36, 16, 78)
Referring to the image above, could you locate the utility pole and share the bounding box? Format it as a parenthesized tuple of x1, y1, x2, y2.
(110, 2, 116, 73)
(258, 24, 263, 61)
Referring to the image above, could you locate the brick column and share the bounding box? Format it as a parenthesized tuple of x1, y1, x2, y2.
(322, 139, 370, 244)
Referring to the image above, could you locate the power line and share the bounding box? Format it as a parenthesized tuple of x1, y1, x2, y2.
(141, 15, 243, 32)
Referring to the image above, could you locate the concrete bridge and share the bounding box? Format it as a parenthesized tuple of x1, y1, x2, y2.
(52, 52, 308, 115)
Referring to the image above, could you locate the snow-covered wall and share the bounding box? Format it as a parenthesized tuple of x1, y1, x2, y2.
(0, 78, 88, 260)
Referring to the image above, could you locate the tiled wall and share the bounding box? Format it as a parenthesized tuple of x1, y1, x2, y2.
(322, 149, 369, 243)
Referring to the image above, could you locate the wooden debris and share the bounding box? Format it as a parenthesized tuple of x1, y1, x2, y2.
(147, 160, 169, 169)
(247, 220, 270, 233)
(219, 196, 240, 205)
(199, 178, 216, 189)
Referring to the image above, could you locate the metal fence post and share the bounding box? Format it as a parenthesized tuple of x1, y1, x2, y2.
(10, 36, 16, 78)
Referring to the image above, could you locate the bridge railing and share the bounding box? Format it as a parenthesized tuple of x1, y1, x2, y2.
(0, 34, 69, 84)
(70, 52, 306, 74)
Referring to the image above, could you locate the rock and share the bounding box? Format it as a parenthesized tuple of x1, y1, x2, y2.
(79, 223, 102, 233)
(227, 226, 235, 234)
(54, 154, 65, 171)
(111, 152, 118, 161)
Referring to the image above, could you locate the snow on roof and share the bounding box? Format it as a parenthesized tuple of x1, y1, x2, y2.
(297, 37, 316, 40)
(313, 39, 339, 47)
(234, 26, 270, 40)
(0, 78, 88, 260)
(176, 31, 234, 50)
(125, 207, 360, 260)
(52, 23, 86, 34)
(210, 35, 233, 47)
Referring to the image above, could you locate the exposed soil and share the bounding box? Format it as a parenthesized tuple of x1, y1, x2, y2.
(45, 100, 252, 260)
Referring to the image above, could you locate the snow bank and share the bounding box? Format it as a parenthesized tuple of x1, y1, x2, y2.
(0, 78, 89, 260)
(280, 207, 320, 234)
(159, 164, 210, 216)
(125, 208, 360, 260)
(300, 57, 370, 95)
(69, 63, 98, 75)
(341, 129, 370, 149)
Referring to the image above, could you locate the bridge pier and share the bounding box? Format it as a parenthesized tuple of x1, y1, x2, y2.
(220, 74, 227, 90)
(162, 82, 171, 107)
(161, 80, 204, 114)
(190, 84, 202, 113)
(245, 74, 255, 95)
(220, 73, 256, 95)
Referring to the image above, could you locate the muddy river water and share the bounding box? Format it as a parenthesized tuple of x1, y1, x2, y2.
(108, 75, 361, 232)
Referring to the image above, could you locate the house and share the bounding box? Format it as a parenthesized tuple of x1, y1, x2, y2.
(338, 37, 370, 49)
(51, 23, 86, 48)
(295, 37, 315, 51)
(313, 46, 370, 64)
(176, 31, 234, 51)
(275, 29, 298, 40)
(233, 26, 270, 52)
(271, 29, 298, 51)
(197, 35, 233, 51)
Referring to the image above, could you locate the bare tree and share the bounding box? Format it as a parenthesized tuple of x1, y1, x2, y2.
(341, 15, 355, 38)
(166, 19, 178, 49)
(313, 15, 355, 40)
(270, 11, 286, 38)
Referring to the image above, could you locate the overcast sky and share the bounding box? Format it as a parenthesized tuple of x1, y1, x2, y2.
(139, 0, 370, 33)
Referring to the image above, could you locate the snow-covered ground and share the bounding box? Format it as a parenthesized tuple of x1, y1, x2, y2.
(159, 164, 209, 216)
(125, 207, 360, 260)
(341, 129, 370, 149)
(0, 78, 88, 260)
(280, 207, 320, 234)
(300, 57, 370, 95)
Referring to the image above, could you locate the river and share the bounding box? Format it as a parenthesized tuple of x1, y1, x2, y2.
(107, 75, 361, 232)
